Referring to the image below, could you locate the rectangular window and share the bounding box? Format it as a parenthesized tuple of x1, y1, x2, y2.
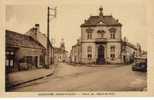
(6, 50, 15, 68)
(10, 60, 14, 67)
(110, 46, 115, 52)
(111, 33, 115, 39)
(87, 33, 92, 39)
(6, 59, 9, 66)
(88, 46, 92, 53)
(113, 34, 115, 39)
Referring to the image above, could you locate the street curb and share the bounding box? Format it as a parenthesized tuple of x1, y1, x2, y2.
(6, 70, 55, 91)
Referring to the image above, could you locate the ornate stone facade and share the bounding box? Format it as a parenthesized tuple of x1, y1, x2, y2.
(80, 7, 122, 64)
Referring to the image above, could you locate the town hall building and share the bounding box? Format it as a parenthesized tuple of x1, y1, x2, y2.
(70, 7, 141, 64)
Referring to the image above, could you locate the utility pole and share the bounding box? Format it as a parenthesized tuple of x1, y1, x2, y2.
(46, 6, 56, 69)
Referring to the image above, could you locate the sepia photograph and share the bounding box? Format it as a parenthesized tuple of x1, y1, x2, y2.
(3, 0, 149, 95)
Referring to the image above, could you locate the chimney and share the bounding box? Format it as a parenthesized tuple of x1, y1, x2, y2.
(35, 24, 40, 33)
(31, 24, 39, 40)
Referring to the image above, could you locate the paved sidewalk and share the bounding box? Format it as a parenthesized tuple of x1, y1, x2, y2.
(7, 65, 56, 89)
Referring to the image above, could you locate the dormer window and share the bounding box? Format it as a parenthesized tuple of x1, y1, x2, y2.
(99, 21, 104, 24)
(100, 21, 103, 24)
(98, 20, 105, 25)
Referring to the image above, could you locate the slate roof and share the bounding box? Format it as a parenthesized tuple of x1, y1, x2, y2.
(6, 30, 45, 49)
(81, 14, 122, 27)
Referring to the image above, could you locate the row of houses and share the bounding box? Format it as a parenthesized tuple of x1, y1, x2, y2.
(70, 7, 144, 64)
(6, 24, 68, 73)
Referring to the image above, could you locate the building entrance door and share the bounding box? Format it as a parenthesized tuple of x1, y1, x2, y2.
(97, 45, 105, 64)
(35, 56, 38, 68)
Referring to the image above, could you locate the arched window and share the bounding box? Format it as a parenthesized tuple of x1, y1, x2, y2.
(97, 30, 105, 38)
(97, 30, 105, 33)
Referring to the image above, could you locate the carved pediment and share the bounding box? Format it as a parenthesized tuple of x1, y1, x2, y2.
(109, 27, 116, 33)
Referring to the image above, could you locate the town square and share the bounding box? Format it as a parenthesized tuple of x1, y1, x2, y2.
(9, 63, 146, 91)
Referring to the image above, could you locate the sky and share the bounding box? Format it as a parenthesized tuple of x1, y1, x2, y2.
(6, 0, 147, 52)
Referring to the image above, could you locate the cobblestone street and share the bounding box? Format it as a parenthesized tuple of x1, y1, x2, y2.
(10, 63, 147, 92)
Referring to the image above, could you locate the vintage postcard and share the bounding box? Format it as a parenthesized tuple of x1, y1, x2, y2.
(0, 0, 154, 97)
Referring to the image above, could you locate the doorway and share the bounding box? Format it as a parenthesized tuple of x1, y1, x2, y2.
(97, 45, 105, 64)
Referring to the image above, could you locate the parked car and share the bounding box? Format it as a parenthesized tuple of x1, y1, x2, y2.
(132, 56, 147, 72)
